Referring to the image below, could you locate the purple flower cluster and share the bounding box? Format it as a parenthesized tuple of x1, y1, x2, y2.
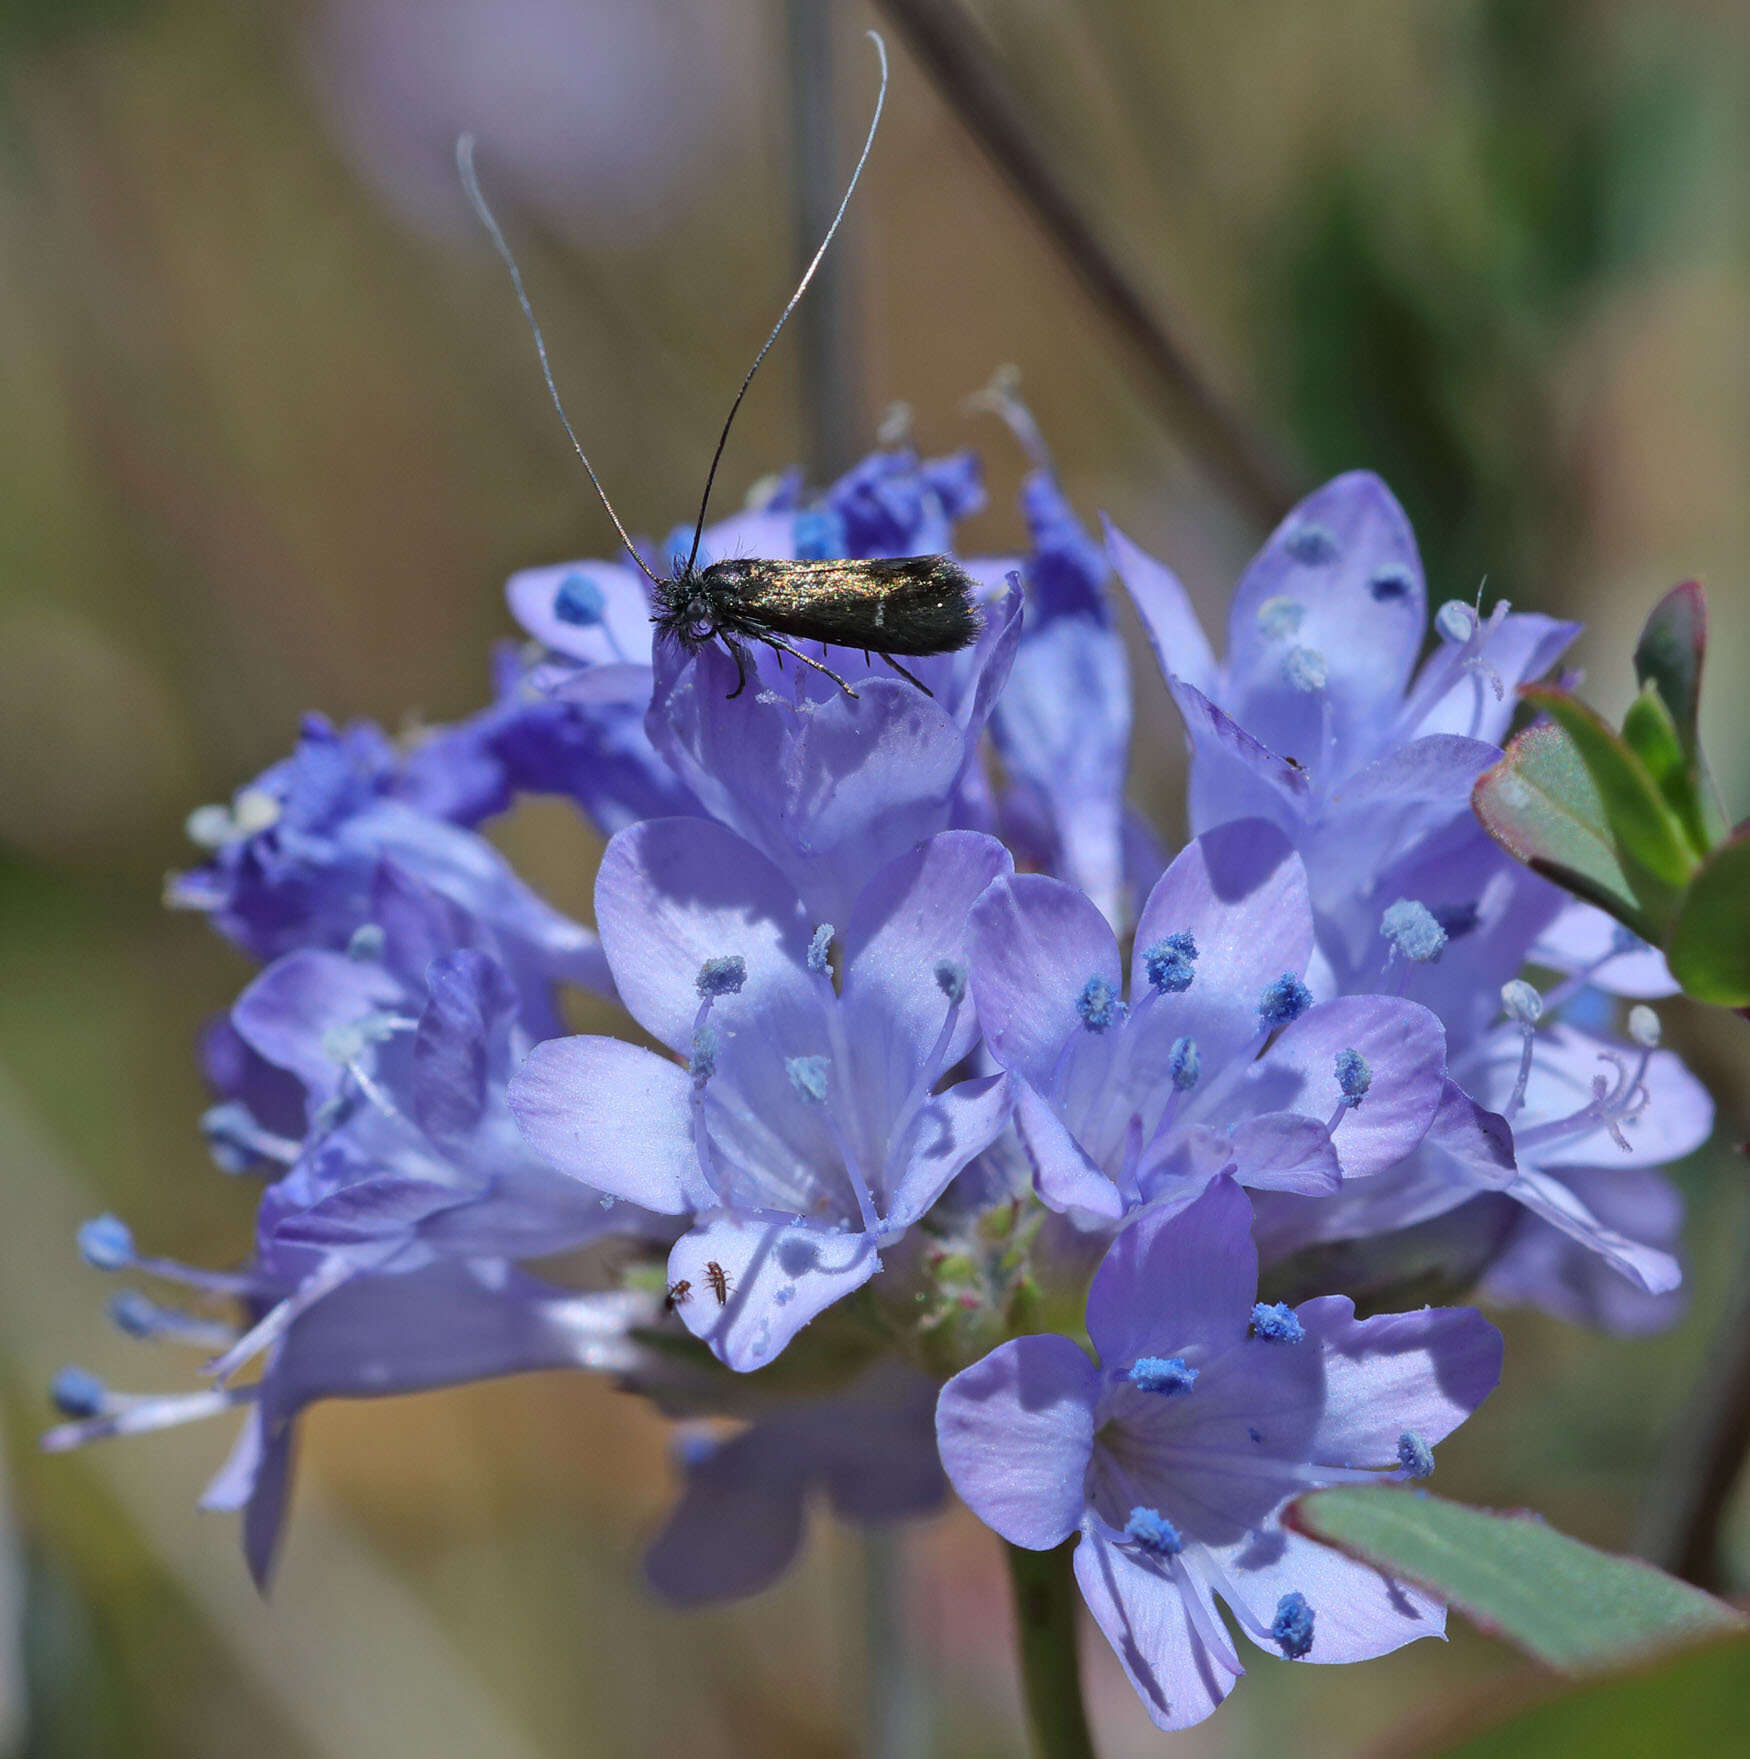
(51, 438, 1712, 1729)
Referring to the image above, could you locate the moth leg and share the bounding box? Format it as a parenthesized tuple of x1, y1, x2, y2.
(723, 637, 753, 700)
(878, 652, 935, 697)
(760, 636, 858, 699)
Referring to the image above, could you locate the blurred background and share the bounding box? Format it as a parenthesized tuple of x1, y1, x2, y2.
(1, 0, 1747, 1753)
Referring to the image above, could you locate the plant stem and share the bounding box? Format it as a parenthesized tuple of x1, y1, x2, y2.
(1005, 1541, 1097, 1759)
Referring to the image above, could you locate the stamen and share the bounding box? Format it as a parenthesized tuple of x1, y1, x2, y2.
(1435, 600, 1477, 644)
(786, 1055, 831, 1103)
(1397, 1431, 1435, 1479)
(1271, 1591, 1315, 1659)
(1513, 1046, 1654, 1156)
(1076, 974, 1124, 1033)
(1380, 899, 1446, 964)
(200, 1102, 302, 1174)
(1368, 566, 1413, 603)
(206, 1257, 359, 1387)
(1256, 597, 1304, 640)
(1334, 1047, 1372, 1109)
(1143, 933, 1198, 995)
(689, 1026, 720, 1082)
(50, 1366, 107, 1419)
(1284, 522, 1340, 566)
(1258, 975, 1312, 1030)
(78, 1214, 133, 1272)
(346, 922, 386, 961)
(807, 923, 835, 975)
(553, 572, 606, 626)
(1125, 1506, 1184, 1555)
(934, 958, 968, 1006)
(41, 1384, 254, 1454)
(1283, 646, 1328, 693)
(696, 955, 747, 999)
(1129, 1356, 1198, 1397)
(1628, 1005, 1661, 1048)
(1250, 1302, 1305, 1343)
(109, 1290, 236, 1350)
(1169, 1036, 1201, 1091)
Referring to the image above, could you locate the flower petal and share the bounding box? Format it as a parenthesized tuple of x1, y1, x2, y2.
(885, 1073, 1014, 1231)
(509, 1036, 701, 1212)
(1014, 1077, 1125, 1220)
(668, 1213, 880, 1372)
(1104, 515, 1218, 700)
(935, 1334, 1099, 1548)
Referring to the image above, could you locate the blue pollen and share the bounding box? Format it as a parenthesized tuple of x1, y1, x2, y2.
(1334, 1047, 1372, 1107)
(696, 955, 747, 999)
(108, 1290, 160, 1338)
(78, 1214, 133, 1271)
(1256, 596, 1304, 640)
(1167, 1035, 1201, 1091)
(807, 923, 835, 974)
(1272, 1591, 1315, 1659)
(1144, 932, 1198, 994)
(689, 1026, 720, 1081)
(1076, 974, 1124, 1033)
(1284, 522, 1341, 566)
(1283, 645, 1328, 692)
(934, 958, 968, 1006)
(201, 1102, 263, 1174)
(346, 922, 385, 961)
(1397, 1431, 1435, 1478)
(1125, 1507, 1184, 1556)
(1129, 1355, 1198, 1397)
(1251, 1301, 1305, 1343)
(793, 505, 848, 561)
(1381, 898, 1447, 963)
(786, 1055, 831, 1103)
(1258, 973, 1312, 1028)
(51, 1366, 106, 1419)
(1368, 565, 1414, 602)
(553, 572, 606, 626)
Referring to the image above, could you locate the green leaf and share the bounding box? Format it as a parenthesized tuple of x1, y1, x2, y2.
(1634, 581, 1706, 761)
(1286, 1488, 1744, 1673)
(1473, 723, 1658, 941)
(1665, 828, 1750, 1006)
(1521, 686, 1698, 911)
(1620, 684, 1712, 858)
(1418, 1632, 1750, 1758)
(1632, 581, 1729, 846)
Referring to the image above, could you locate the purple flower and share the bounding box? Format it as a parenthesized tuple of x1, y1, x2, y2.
(510, 819, 1014, 1369)
(46, 1261, 651, 1589)
(935, 1181, 1502, 1730)
(965, 820, 1448, 1222)
(1107, 474, 1579, 927)
(645, 1363, 945, 1605)
(169, 711, 608, 999)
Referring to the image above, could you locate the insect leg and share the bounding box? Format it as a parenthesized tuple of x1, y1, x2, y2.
(723, 637, 753, 700)
(759, 636, 859, 699)
(878, 652, 935, 697)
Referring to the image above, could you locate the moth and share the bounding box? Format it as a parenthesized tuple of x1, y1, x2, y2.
(459, 32, 980, 702)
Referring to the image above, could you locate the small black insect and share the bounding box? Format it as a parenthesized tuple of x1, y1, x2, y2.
(663, 1279, 692, 1312)
(703, 1261, 731, 1306)
(459, 33, 980, 703)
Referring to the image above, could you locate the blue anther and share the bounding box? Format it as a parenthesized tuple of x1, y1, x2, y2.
(1283, 646, 1328, 692)
(1368, 565, 1414, 603)
(1256, 596, 1305, 640)
(786, 1055, 831, 1103)
(1397, 1431, 1435, 1479)
(1251, 1301, 1305, 1343)
(934, 958, 968, 1006)
(1129, 1356, 1198, 1397)
(1272, 1591, 1315, 1658)
(78, 1214, 133, 1272)
(346, 923, 385, 961)
(1076, 974, 1124, 1033)
(50, 1366, 106, 1419)
(1125, 1507, 1184, 1556)
(1168, 1036, 1201, 1091)
(1144, 932, 1198, 994)
(1258, 974, 1312, 1028)
(807, 923, 835, 974)
(1381, 898, 1447, 963)
(1334, 1047, 1372, 1107)
(1283, 522, 1340, 566)
(553, 572, 606, 627)
(696, 955, 747, 999)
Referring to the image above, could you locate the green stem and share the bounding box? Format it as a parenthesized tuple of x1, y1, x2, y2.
(1005, 1540, 1097, 1759)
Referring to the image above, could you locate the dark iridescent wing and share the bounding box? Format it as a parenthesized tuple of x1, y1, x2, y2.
(723, 556, 980, 656)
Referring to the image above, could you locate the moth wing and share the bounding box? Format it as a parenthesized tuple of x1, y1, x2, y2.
(738, 556, 979, 655)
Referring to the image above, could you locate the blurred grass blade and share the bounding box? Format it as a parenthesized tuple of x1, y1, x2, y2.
(1520, 686, 1697, 909)
(1664, 828, 1750, 1007)
(1473, 722, 1657, 940)
(1286, 1488, 1744, 1673)
(1414, 1632, 1750, 1758)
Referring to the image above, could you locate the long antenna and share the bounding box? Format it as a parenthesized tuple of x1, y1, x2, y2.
(456, 134, 661, 586)
(685, 29, 889, 573)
